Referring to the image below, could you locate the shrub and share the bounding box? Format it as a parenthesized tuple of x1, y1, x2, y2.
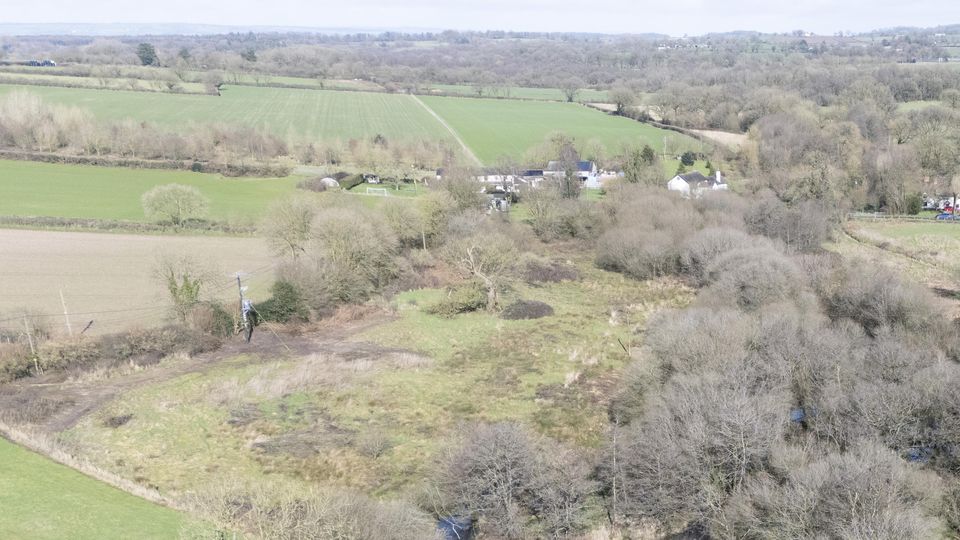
(184, 481, 435, 540)
(678, 227, 758, 284)
(525, 188, 607, 241)
(643, 307, 754, 377)
(519, 255, 579, 284)
(300, 207, 400, 305)
(905, 192, 923, 215)
(339, 173, 365, 190)
(608, 369, 790, 530)
(717, 443, 943, 539)
(500, 300, 554, 320)
(382, 199, 424, 248)
(744, 192, 831, 252)
(595, 228, 677, 280)
(0, 343, 34, 383)
(425, 281, 488, 317)
(187, 302, 234, 338)
(822, 262, 940, 336)
(438, 422, 593, 538)
(296, 177, 329, 192)
(256, 280, 310, 323)
(701, 247, 806, 311)
(36, 338, 103, 372)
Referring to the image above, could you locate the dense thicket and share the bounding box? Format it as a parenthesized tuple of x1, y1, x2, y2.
(595, 187, 960, 538)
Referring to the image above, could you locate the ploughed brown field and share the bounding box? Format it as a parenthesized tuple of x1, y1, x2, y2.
(0, 229, 273, 336)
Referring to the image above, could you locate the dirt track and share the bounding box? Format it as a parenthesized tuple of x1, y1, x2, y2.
(0, 310, 400, 433)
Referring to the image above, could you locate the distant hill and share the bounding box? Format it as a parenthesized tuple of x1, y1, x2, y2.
(0, 23, 442, 36)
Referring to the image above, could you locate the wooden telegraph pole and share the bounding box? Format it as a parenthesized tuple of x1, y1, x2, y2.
(60, 288, 73, 336)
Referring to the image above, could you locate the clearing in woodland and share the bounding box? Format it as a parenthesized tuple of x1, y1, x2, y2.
(35, 261, 691, 499)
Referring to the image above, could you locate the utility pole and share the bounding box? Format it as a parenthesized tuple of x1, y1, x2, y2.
(23, 316, 35, 356)
(59, 288, 73, 336)
(237, 274, 244, 313)
(23, 316, 41, 375)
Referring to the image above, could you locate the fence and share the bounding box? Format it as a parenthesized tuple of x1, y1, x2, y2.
(846, 212, 959, 224)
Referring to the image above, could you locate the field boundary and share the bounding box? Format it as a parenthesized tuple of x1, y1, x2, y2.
(0, 421, 182, 510)
(0, 215, 257, 235)
(409, 93, 483, 166)
(0, 148, 291, 177)
(847, 212, 959, 224)
(581, 103, 723, 152)
(841, 222, 940, 270)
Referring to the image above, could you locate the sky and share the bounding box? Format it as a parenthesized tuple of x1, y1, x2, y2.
(2, 0, 959, 36)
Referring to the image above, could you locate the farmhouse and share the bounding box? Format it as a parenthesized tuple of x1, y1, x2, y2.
(667, 170, 728, 198)
(545, 160, 600, 188)
(436, 167, 546, 191)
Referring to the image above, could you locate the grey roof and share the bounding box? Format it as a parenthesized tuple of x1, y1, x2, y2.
(677, 171, 709, 184)
(546, 160, 596, 172)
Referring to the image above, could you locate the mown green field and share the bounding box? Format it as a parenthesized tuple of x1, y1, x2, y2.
(0, 438, 184, 539)
(0, 84, 450, 144)
(420, 95, 703, 163)
(0, 159, 300, 221)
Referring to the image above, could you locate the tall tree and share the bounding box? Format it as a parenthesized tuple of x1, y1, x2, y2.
(136, 43, 159, 66)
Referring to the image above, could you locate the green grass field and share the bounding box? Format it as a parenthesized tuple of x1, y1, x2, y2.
(0, 438, 184, 539)
(0, 83, 692, 165)
(0, 84, 450, 144)
(0, 159, 300, 221)
(425, 83, 611, 102)
(419, 95, 703, 163)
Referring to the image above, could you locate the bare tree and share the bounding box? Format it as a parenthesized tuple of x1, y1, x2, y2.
(443, 231, 517, 311)
(260, 196, 316, 258)
(141, 183, 210, 226)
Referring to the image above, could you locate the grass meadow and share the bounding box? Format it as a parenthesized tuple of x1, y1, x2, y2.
(62, 263, 693, 497)
(419, 94, 704, 163)
(0, 83, 697, 164)
(0, 437, 184, 539)
(844, 219, 960, 277)
(0, 159, 300, 221)
(425, 83, 611, 102)
(0, 83, 451, 144)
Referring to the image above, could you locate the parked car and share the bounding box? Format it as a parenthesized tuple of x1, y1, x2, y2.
(936, 212, 957, 220)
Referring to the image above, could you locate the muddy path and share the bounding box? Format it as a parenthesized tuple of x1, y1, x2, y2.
(0, 310, 400, 433)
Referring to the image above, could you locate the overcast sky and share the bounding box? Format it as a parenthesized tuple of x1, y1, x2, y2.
(3, 0, 959, 36)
